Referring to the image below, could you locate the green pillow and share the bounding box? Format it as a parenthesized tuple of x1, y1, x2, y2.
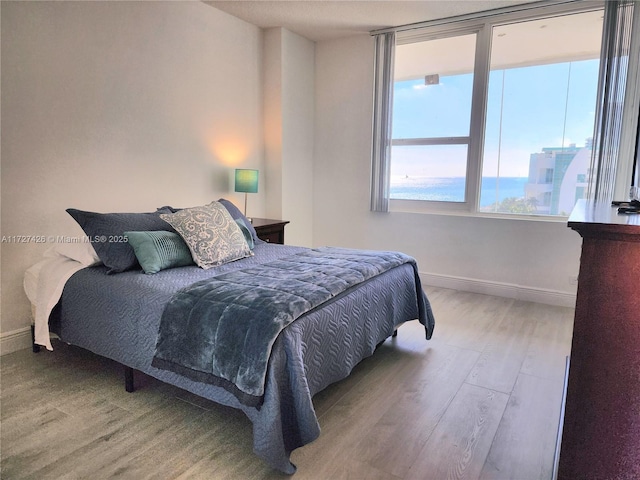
(235, 218, 255, 250)
(125, 231, 194, 274)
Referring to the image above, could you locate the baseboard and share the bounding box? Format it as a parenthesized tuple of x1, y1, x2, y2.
(420, 272, 577, 308)
(0, 327, 33, 356)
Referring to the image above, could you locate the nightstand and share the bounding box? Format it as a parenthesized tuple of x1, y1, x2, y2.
(250, 218, 290, 245)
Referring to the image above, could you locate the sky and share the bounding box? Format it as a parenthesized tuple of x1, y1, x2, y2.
(390, 59, 600, 179)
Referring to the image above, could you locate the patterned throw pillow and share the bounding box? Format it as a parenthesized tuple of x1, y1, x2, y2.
(159, 201, 252, 269)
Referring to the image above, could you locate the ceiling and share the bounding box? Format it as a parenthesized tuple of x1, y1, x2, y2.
(395, 8, 603, 80)
(206, 0, 543, 42)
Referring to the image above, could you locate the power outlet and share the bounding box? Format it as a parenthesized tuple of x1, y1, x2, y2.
(569, 275, 579, 285)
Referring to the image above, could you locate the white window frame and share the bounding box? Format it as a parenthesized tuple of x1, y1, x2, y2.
(382, 0, 606, 220)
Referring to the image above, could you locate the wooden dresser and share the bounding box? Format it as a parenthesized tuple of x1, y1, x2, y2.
(558, 200, 640, 479)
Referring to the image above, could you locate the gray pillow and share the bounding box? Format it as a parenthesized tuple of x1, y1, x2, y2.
(217, 198, 261, 244)
(125, 231, 194, 274)
(159, 201, 252, 269)
(66, 208, 176, 274)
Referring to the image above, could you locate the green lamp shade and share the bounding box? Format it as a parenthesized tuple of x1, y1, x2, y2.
(235, 169, 259, 193)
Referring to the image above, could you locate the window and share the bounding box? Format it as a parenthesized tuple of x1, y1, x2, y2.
(391, 34, 476, 203)
(384, 3, 605, 217)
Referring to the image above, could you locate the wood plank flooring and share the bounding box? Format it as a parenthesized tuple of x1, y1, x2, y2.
(0, 287, 574, 479)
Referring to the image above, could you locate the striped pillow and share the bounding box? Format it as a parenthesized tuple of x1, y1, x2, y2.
(125, 231, 194, 274)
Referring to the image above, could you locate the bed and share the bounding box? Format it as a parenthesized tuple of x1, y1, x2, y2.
(25, 199, 435, 474)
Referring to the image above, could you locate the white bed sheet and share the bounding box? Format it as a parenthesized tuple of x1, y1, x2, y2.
(24, 255, 89, 350)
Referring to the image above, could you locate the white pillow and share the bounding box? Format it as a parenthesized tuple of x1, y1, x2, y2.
(44, 242, 101, 267)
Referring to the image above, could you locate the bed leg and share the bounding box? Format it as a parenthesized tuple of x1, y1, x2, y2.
(124, 366, 135, 393)
(31, 325, 40, 353)
(392, 329, 398, 338)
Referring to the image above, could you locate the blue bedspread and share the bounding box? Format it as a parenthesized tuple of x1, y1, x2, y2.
(152, 247, 434, 407)
(57, 243, 435, 473)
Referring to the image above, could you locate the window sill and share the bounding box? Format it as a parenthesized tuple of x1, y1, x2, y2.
(388, 199, 569, 223)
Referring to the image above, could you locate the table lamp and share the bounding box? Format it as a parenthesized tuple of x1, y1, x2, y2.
(234, 169, 259, 217)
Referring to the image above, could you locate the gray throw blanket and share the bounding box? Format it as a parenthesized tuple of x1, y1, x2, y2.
(152, 247, 434, 407)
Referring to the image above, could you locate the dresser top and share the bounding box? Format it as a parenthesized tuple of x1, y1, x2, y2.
(568, 199, 640, 241)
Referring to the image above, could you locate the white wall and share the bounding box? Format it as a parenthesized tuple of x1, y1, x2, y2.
(0, 2, 264, 348)
(281, 29, 315, 247)
(263, 28, 314, 247)
(263, 29, 284, 220)
(313, 35, 583, 305)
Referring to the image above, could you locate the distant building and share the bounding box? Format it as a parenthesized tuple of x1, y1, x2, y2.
(525, 139, 592, 215)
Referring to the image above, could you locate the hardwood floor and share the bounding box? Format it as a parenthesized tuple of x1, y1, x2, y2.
(0, 287, 574, 479)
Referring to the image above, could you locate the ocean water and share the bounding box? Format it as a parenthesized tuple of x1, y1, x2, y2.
(390, 176, 528, 206)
